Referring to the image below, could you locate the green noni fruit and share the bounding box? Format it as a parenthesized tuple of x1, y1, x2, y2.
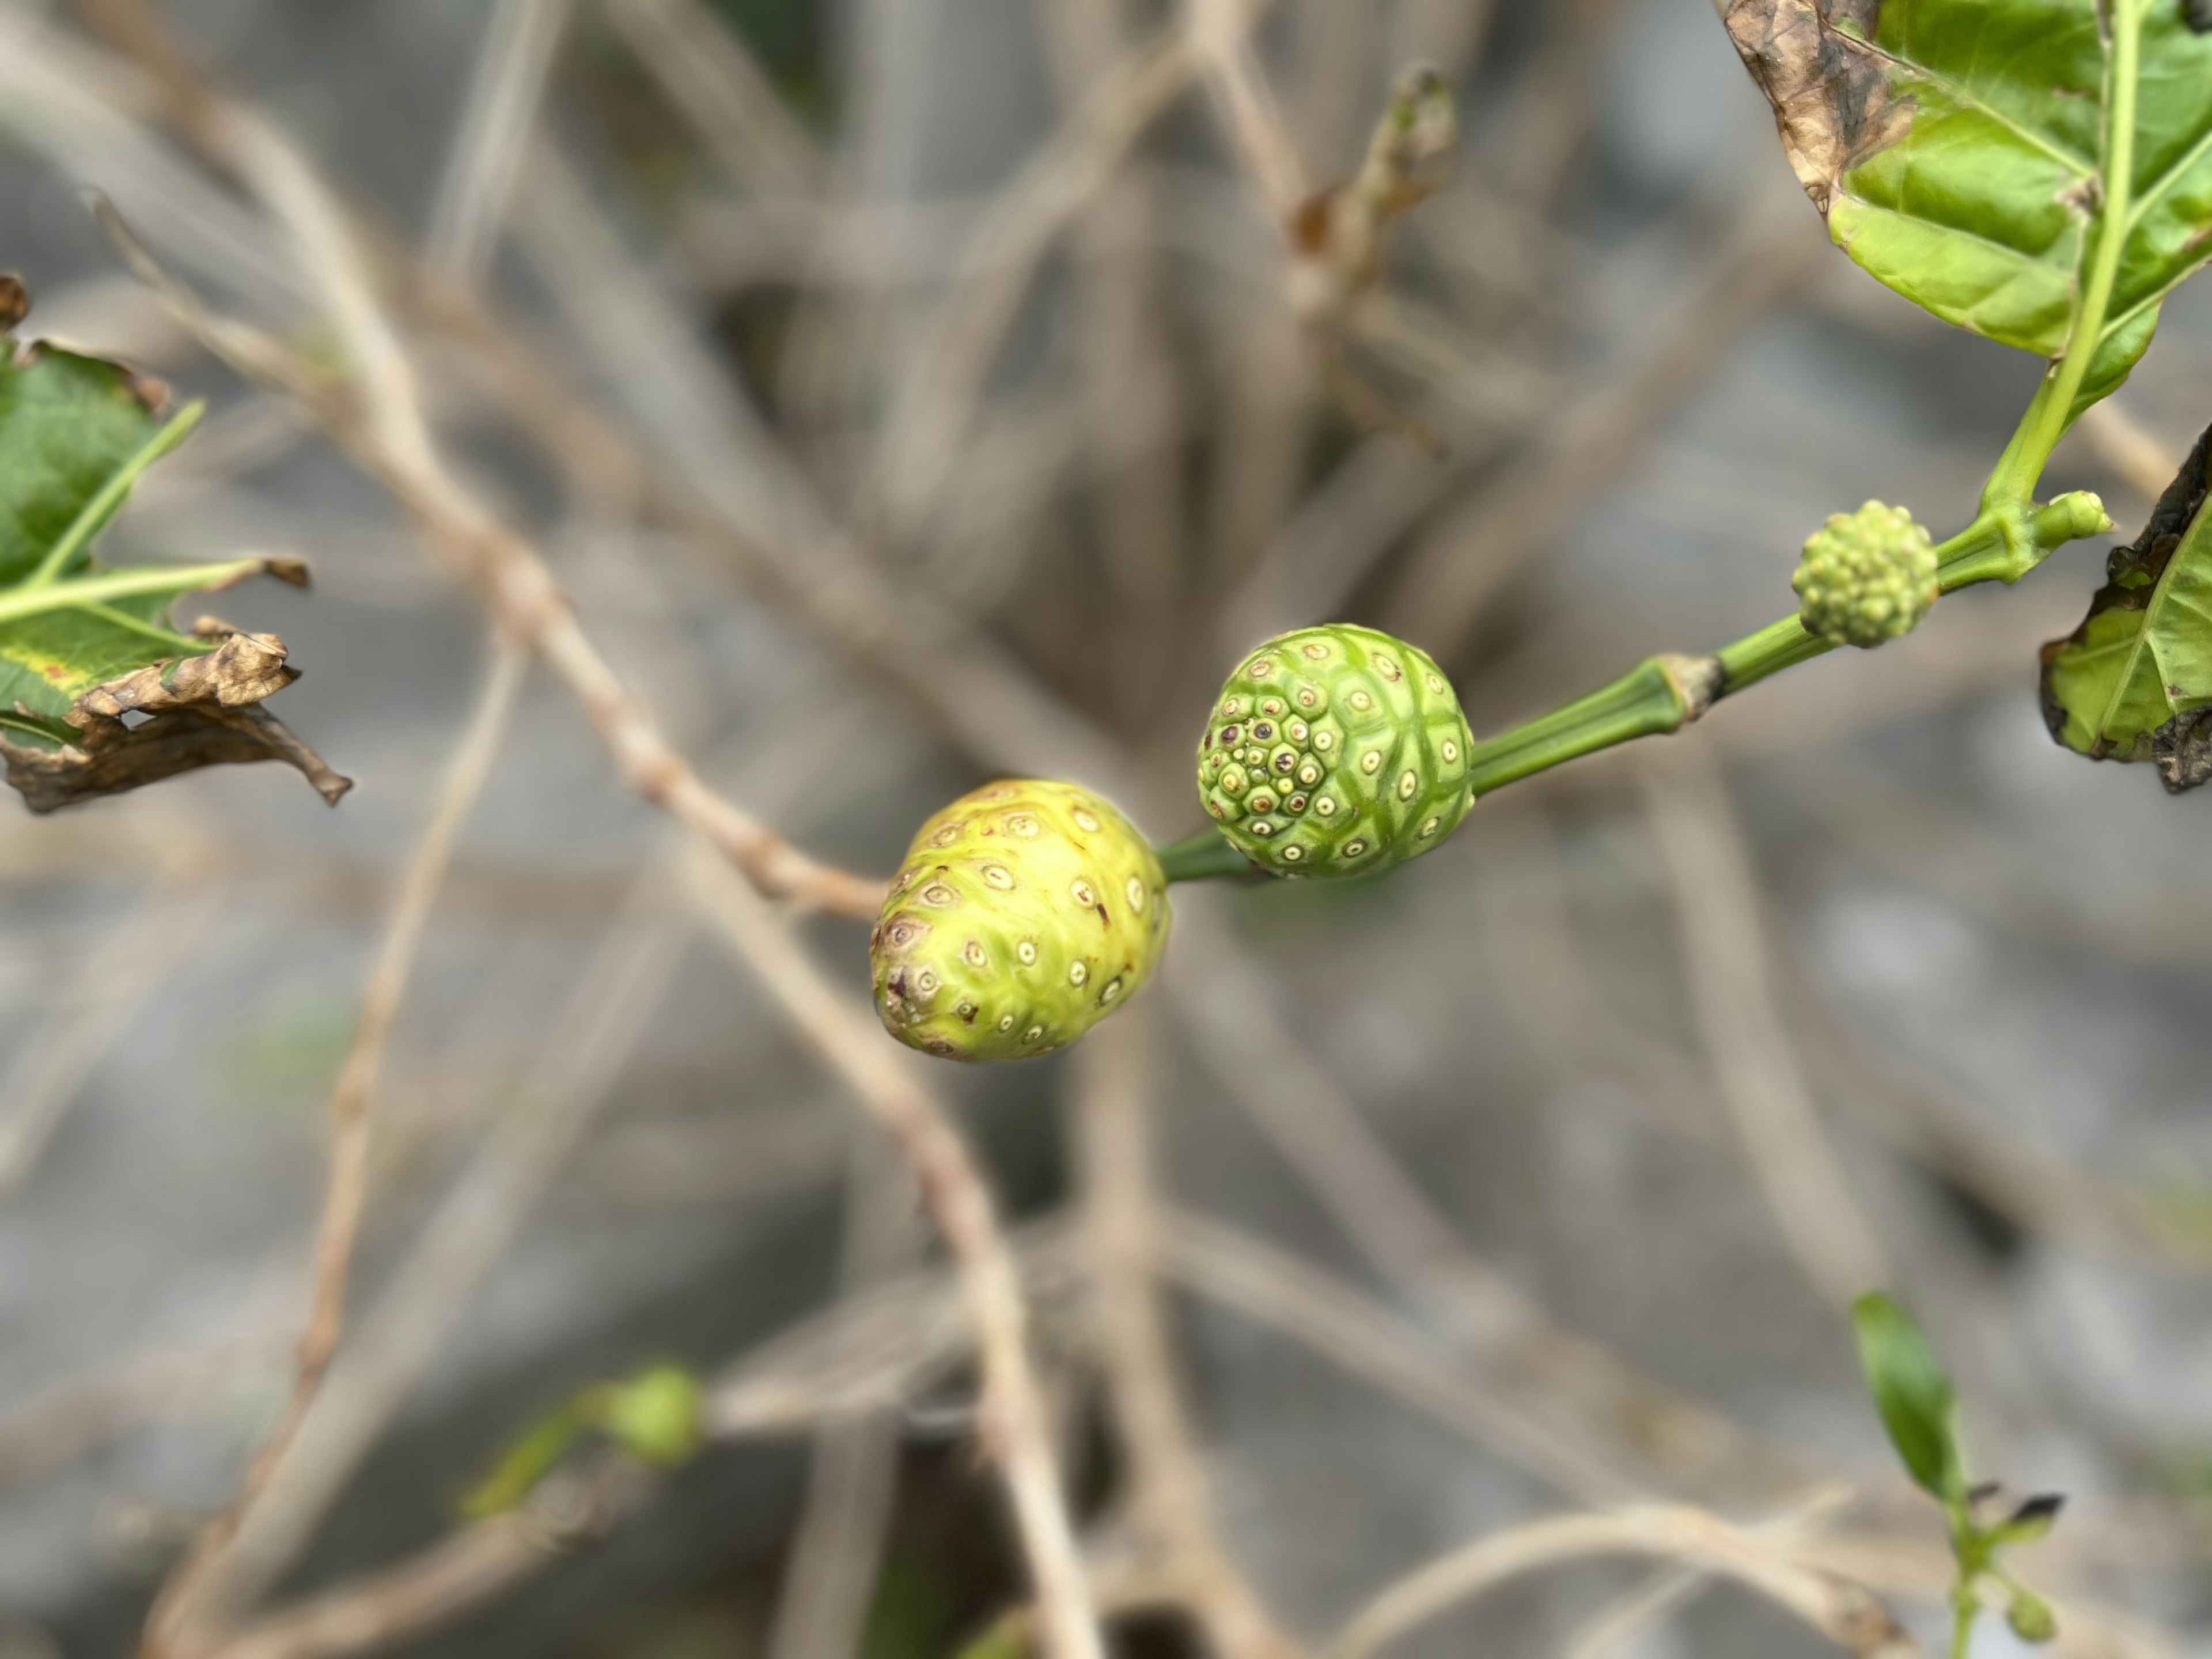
(872, 779, 1169, 1062)
(1792, 500, 1938, 649)
(1198, 624, 1475, 876)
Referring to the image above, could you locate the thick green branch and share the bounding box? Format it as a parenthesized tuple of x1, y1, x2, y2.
(1157, 499, 2109, 882)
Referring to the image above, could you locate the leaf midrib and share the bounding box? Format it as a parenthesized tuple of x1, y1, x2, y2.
(2093, 539, 2201, 740)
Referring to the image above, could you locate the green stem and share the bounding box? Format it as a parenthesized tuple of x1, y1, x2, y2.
(1156, 826, 1257, 883)
(1983, 0, 2143, 510)
(23, 401, 204, 588)
(0, 556, 272, 628)
(1949, 1592, 1976, 1659)
(1157, 501, 2108, 881)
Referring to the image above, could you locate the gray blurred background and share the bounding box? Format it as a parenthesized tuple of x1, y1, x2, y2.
(1, 1, 2210, 1656)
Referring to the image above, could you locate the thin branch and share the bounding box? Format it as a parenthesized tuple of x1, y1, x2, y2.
(605, 0, 822, 195)
(0, 885, 221, 1192)
(765, 1129, 921, 1659)
(146, 631, 527, 1652)
(207, 1461, 643, 1659)
(1074, 1005, 1305, 1659)
(1188, 0, 1308, 222)
(684, 842, 1104, 1659)
(1638, 744, 1886, 1308)
(1378, 198, 1823, 655)
(866, 0, 1283, 542)
(423, 0, 572, 285)
(47, 3, 888, 917)
(1325, 1505, 1916, 1659)
(150, 899, 688, 1653)
(1164, 902, 1809, 1504)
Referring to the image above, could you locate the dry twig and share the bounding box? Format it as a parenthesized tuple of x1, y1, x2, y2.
(1075, 1006, 1304, 1659)
(685, 843, 1103, 1659)
(1327, 1505, 1915, 1659)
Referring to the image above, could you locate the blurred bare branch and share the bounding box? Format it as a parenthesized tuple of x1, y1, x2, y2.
(1640, 743, 1886, 1309)
(1328, 1503, 1915, 1659)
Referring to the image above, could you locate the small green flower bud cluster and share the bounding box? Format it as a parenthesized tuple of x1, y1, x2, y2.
(1793, 500, 1938, 649)
(872, 780, 1169, 1062)
(1198, 624, 1475, 877)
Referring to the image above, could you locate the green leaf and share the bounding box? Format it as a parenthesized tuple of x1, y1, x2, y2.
(2039, 419, 2212, 789)
(0, 279, 347, 810)
(1851, 1291, 1965, 1501)
(1724, 0, 2212, 399)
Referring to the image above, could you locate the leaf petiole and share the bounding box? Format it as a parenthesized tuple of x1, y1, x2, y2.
(0, 555, 275, 629)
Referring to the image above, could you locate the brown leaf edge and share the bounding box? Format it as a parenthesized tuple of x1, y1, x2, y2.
(0, 279, 347, 812)
(1721, 0, 1912, 217)
(2037, 416, 2212, 791)
(2, 619, 353, 813)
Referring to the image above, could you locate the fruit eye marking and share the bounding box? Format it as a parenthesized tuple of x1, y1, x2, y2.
(1296, 761, 1321, 785)
(1249, 792, 1276, 813)
(1315, 796, 1337, 816)
(1361, 751, 1382, 775)
(1100, 978, 1123, 1003)
(1126, 876, 1146, 910)
(922, 882, 958, 905)
(1249, 819, 1277, 836)
(1017, 941, 1038, 964)
(1426, 673, 1445, 692)
(1220, 725, 1241, 745)
(1342, 839, 1368, 858)
(1398, 770, 1419, 800)
(1070, 878, 1097, 906)
(982, 863, 1014, 889)
(1073, 808, 1101, 831)
(1261, 698, 1284, 715)
(1025, 1025, 1045, 1041)
(1006, 813, 1041, 837)
(1348, 691, 1374, 711)
(1441, 739, 1460, 763)
(963, 940, 988, 967)
(1251, 722, 1275, 741)
(1281, 844, 1305, 861)
(1372, 653, 1402, 681)
(998, 1014, 1016, 1031)
(1248, 658, 1272, 677)
(1301, 641, 1327, 659)
(1313, 731, 1334, 751)
(1418, 817, 1441, 839)
(1070, 961, 1089, 985)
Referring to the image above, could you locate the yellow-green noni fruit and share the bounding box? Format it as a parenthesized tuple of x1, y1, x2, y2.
(872, 780, 1170, 1061)
(1199, 624, 1474, 876)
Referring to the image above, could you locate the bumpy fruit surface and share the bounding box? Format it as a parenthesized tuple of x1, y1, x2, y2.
(872, 780, 1169, 1062)
(1793, 501, 1938, 649)
(1198, 624, 1474, 876)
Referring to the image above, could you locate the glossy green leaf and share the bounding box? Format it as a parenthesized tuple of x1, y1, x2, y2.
(0, 283, 347, 809)
(1724, 0, 2212, 399)
(1851, 1291, 1964, 1501)
(2040, 420, 2212, 789)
